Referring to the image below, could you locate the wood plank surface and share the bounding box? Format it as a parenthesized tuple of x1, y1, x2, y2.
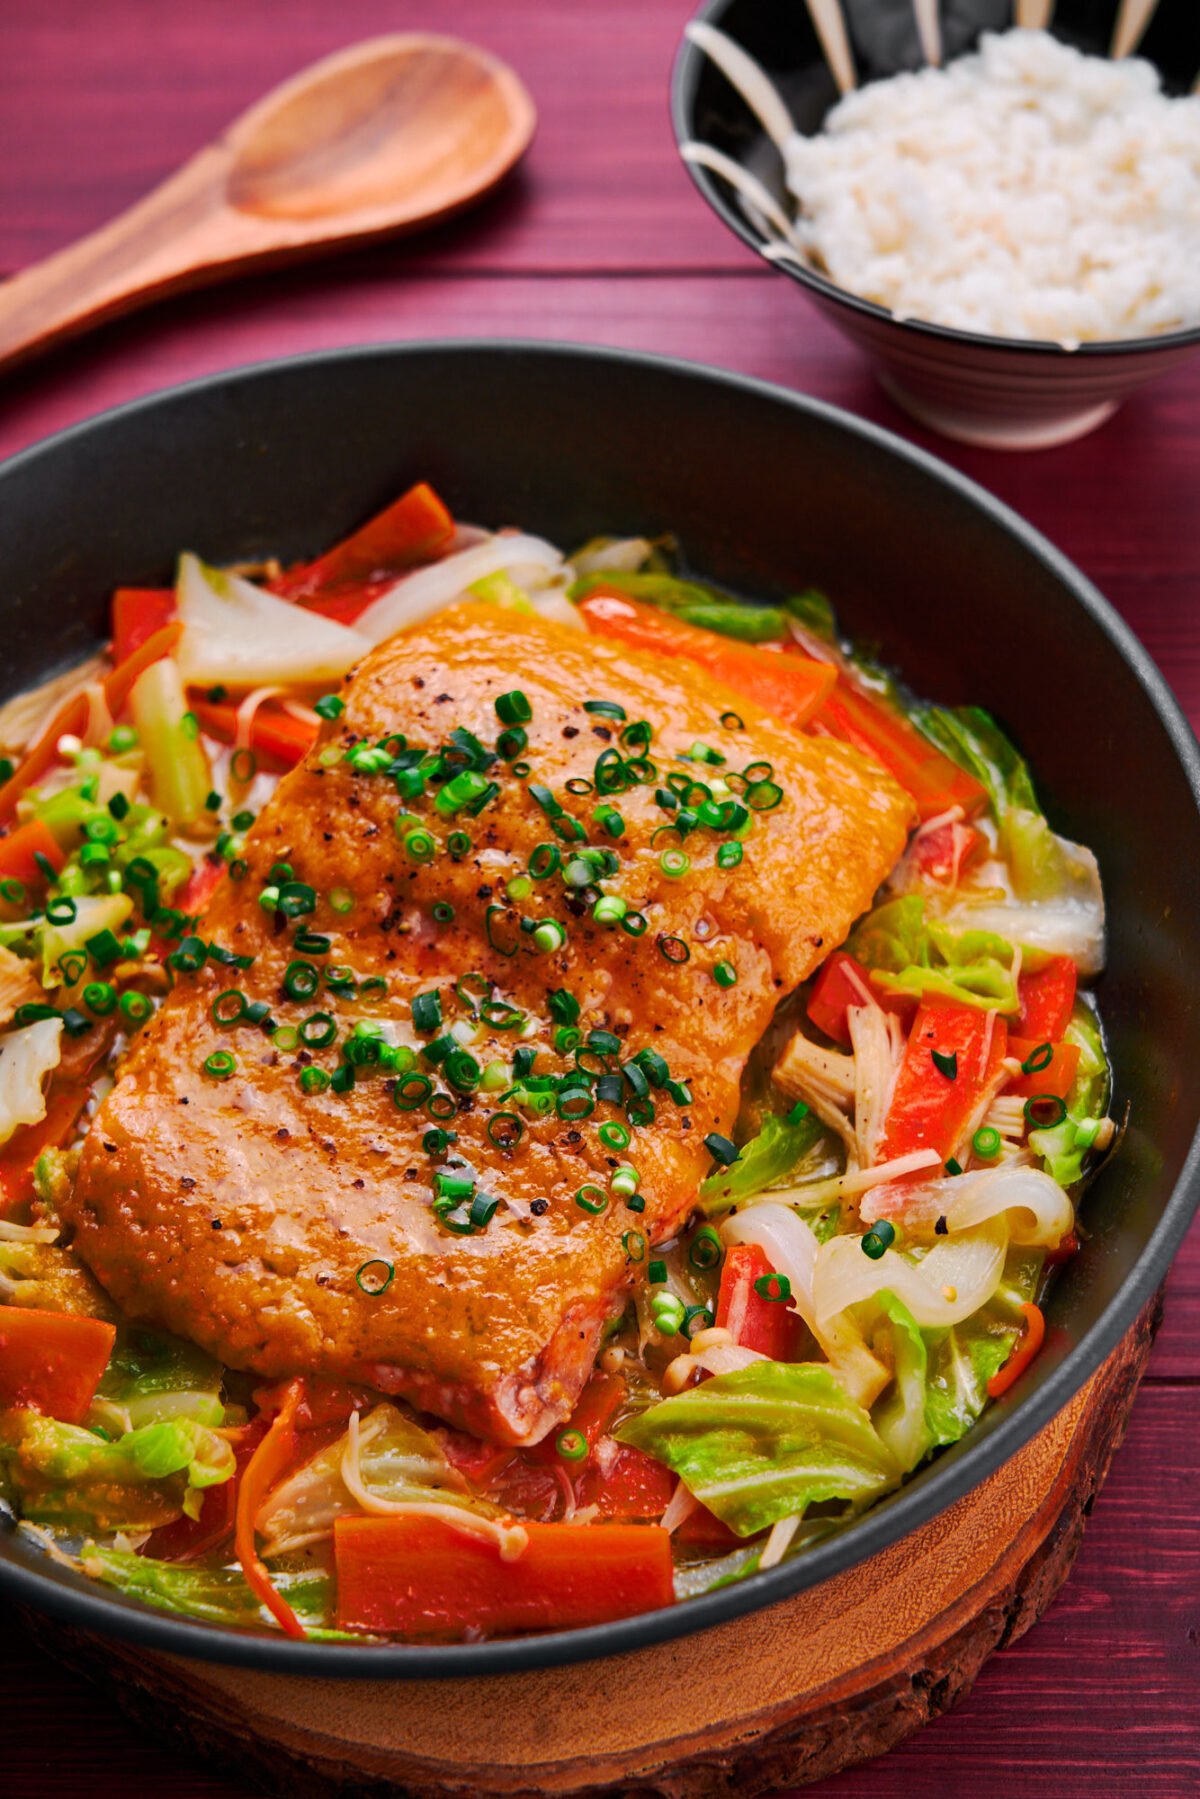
(1, 1, 1198, 1794)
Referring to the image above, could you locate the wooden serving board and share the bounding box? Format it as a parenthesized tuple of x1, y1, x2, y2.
(27, 1298, 1157, 1799)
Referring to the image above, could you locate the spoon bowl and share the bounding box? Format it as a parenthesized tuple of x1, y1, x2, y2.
(0, 35, 537, 372)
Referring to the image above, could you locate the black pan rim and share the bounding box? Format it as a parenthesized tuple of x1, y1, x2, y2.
(670, 0, 1200, 362)
(1, 336, 1198, 1679)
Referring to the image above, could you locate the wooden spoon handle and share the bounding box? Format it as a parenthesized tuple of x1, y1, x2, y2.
(0, 144, 247, 373)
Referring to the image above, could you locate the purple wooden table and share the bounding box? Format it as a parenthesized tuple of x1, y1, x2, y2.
(2, 3, 1198, 1794)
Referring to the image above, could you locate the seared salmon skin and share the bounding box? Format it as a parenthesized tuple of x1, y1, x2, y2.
(66, 603, 912, 1443)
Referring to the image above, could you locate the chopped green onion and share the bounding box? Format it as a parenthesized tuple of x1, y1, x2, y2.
(555, 1428, 589, 1462)
(547, 988, 580, 1025)
(786, 1100, 810, 1124)
(598, 1120, 630, 1150)
(688, 1225, 724, 1271)
(1025, 1093, 1068, 1130)
(558, 1088, 595, 1121)
(211, 989, 248, 1025)
(82, 981, 117, 1016)
(945, 1157, 963, 1176)
(861, 1221, 896, 1260)
(1021, 1041, 1054, 1076)
(497, 726, 528, 760)
(495, 690, 532, 726)
(931, 1049, 958, 1080)
(719, 710, 744, 730)
(412, 990, 443, 1034)
(393, 1073, 434, 1110)
(299, 1012, 337, 1048)
(704, 1132, 738, 1167)
(972, 1126, 1002, 1160)
(752, 1272, 791, 1303)
(203, 1051, 236, 1081)
(314, 694, 345, 720)
(529, 843, 561, 880)
(622, 1230, 646, 1262)
(574, 1183, 608, 1215)
(713, 960, 737, 988)
(469, 1190, 500, 1228)
(328, 886, 354, 915)
(592, 896, 627, 926)
(657, 934, 690, 964)
(119, 991, 153, 1025)
(533, 919, 567, 954)
(658, 849, 690, 880)
(447, 831, 473, 861)
(583, 700, 626, 720)
(300, 1066, 331, 1095)
(356, 1259, 394, 1296)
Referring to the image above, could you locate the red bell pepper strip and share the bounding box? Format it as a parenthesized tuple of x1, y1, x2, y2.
(189, 697, 317, 770)
(0, 1082, 92, 1214)
(0, 819, 65, 887)
(577, 1442, 675, 1519)
(986, 1302, 1046, 1398)
(879, 1000, 1009, 1166)
(234, 1376, 308, 1639)
(111, 588, 176, 664)
(0, 621, 182, 824)
(334, 1514, 675, 1636)
(270, 481, 455, 616)
(1007, 1036, 1081, 1102)
(0, 1305, 116, 1424)
(529, 1373, 624, 1466)
(810, 681, 987, 822)
(1017, 956, 1078, 1043)
(805, 949, 913, 1048)
(716, 1244, 807, 1361)
(579, 592, 836, 730)
(151, 1418, 267, 1563)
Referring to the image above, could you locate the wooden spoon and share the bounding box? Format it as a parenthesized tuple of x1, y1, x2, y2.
(0, 34, 537, 374)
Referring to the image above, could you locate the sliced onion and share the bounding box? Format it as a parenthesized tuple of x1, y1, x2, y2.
(945, 1163, 1074, 1247)
(863, 1162, 1073, 1249)
(353, 534, 567, 645)
(690, 1343, 767, 1377)
(815, 1220, 1008, 1329)
(176, 554, 368, 688)
(660, 1481, 700, 1534)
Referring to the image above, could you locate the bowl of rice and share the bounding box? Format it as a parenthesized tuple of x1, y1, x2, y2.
(672, 0, 1200, 448)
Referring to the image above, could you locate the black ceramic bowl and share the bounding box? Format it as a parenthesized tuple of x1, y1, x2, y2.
(1, 342, 1198, 1676)
(672, 0, 1200, 448)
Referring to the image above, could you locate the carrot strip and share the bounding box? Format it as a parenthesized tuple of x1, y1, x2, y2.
(189, 697, 316, 770)
(234, 1376, 308, 1639)
(334, 1514, 674, 1637)
(579, 591, 836, 729)
(0, 1305, 116, 1424)
(270, 481, 455, 610)
(0, 1081, 92, 1214)
(811, 682, 988, 821)
(715, 1243, 807, 1360)
(987, 1302, 1046, 1398)
(0, 621, 182, 824)
(879, 1000, 1009, 1167)
(1017, 956, 1078, 1042)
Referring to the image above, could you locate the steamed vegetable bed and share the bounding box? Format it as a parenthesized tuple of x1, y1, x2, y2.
(0, 486, 1114, 1642)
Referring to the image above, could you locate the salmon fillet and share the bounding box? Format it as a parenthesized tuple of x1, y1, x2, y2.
(65, 602, 912, 1444)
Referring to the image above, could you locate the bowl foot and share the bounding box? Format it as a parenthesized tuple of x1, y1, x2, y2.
(878, 375, 1120, 451)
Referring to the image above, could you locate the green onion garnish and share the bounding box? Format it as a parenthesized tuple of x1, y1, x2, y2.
(752, 1272, 791, 1303)
(583, 700, 626, 720)
(356, 1259, 394, 1296)
(299, 1012, 337, 1048)
(704, 1132, 738, 1167)
(657, 934, 690, 964)
(1024, 1093, 1068, 1130)
(412, 990, 443, 1034)
(688, 1225, 724, 1271)
(713, 960, 737, 988)
(555, 1428, 589, 1462)
(1021, 1041, 1054, 1075)
(495, 690, 532, 726)
(972, 1125, 1002, 1160)
(931, 1049, 958, 1080)
(314, 694, 345, 720)
(300, 1066, 330, 1095)
(393, 1073, 434, 1110)
(574, 1183, 608, 1215)
(598, 1120, 630, 1150)
(861, 1221, 896, 1259)
(203, 1050, 236, 1081)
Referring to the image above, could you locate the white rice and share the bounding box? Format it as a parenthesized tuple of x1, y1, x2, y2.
(783, 30, 1200, 346)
